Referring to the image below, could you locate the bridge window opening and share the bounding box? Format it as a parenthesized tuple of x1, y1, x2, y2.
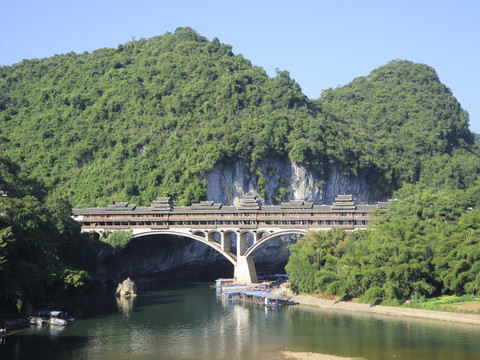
(228, 232, 238, 254)
(246, 233, 254, 247)
(210, 232, 221, 244)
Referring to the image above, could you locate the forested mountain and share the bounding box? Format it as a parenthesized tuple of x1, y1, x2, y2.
(317, 61, 477, 192)
(1, 27, 478, 207)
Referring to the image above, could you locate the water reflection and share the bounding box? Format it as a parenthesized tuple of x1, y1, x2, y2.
(48, 325, 65, 338)
(115, 295, 136, 316)
(1, 283, 480, 360)
(287, 305, 480, 360)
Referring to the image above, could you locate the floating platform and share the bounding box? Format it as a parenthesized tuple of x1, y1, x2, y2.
(216, 278, 294, 307)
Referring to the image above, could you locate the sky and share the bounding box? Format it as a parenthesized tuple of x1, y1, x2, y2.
(2, 0, 480, 132)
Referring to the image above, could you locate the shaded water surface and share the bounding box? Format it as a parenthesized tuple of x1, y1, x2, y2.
(1, 282, 479, 359)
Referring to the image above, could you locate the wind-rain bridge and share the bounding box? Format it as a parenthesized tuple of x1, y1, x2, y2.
(72, 193, 388, 284)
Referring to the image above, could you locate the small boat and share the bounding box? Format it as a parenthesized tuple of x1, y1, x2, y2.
(34, 311, 75, 326)
(29, 316, 48, 326)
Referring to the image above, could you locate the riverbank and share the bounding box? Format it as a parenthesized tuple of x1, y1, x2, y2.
(292, 294, 480, 325)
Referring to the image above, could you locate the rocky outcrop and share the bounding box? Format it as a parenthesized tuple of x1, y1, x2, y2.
(206, 158, 372, 206)
(115, 277, 137, 297)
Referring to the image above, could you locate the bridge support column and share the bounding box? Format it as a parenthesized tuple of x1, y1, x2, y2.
(221, 232, 231, 252)
(237, 232, 247, 257)
(234, 255, 258, 284)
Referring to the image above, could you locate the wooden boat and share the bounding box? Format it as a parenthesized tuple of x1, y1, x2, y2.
(33, 311, 75, 326)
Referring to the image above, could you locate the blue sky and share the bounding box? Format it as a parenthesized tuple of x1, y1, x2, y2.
(2, 1, 479, 132)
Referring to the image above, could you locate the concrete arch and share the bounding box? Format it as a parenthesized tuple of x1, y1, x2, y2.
(243, 229, 308, 258)
(206, 230, 222, 243)
(256, 230, 268, 238)
(131, 229, 237, 265)
(192, 230, 206, 236)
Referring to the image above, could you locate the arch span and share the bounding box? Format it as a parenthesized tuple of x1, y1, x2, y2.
(131, 229, 237, 265)
(243, 229, 308, 258)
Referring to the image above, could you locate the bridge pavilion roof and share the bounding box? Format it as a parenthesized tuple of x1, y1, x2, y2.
(72, 194, 388, 216)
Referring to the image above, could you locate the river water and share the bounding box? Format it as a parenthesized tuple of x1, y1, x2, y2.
(1, 282, 479, 360)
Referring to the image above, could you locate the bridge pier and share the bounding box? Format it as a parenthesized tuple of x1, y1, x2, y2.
(221, 232, 231, 252)
(234, 255, 258, 284)
(237, 232, 248, 257)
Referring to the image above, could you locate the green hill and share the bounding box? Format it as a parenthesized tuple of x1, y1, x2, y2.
(317, 60, 477, 193)
(0, 28, 478, 206)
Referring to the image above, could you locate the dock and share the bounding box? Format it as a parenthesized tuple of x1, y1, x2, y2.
(215, 278, 294, 307)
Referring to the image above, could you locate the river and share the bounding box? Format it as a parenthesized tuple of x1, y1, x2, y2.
(1, 282, 479, 359)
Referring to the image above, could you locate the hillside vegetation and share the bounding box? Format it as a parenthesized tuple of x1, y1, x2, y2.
(0, 156, 96, 312)
(1, 27, 478, 206)
(286, 181, 480, 302)
(318, 61, 477, 193)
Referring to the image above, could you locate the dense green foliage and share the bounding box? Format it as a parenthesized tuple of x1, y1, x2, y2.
(100, 230, 133, 255)
(1, 28, 478, 207)
(474, 132, 480, 148)
(317, 60, 478, 195)
(0, 27, 325, 206)
(286, 182, 480, 302)
(0, 156, 96, 312)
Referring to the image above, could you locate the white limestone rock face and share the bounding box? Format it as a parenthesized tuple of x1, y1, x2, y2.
(115, 277, 137, 297)
(206, 159, 372, 205)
